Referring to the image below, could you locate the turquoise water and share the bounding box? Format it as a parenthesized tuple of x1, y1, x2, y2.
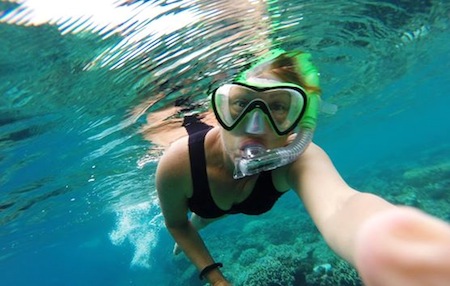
(1, 1, 449, 285)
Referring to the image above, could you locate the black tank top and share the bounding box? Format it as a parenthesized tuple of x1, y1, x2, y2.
(186, 122, 286, 219)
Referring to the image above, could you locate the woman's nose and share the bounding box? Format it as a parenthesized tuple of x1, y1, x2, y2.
(245, 111, 266, 135)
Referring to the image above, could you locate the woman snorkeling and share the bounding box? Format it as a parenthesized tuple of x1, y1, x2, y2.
(155, 50, 450, 286)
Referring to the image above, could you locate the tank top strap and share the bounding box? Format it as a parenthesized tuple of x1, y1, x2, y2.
(188, 127, 212, 193)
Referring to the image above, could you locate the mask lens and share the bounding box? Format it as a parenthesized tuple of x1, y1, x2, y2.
(263, 88, 304, 132)
(212, 83, 306, 135)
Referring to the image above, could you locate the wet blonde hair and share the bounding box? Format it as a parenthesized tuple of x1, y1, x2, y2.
(240, 50, 321, 95)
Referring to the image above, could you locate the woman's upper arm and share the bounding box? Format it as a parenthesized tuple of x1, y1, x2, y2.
(288, 143, 358, 228)
(155, 139, 191, 228)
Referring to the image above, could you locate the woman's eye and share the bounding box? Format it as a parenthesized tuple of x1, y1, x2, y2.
(270, 102, 288, 113)
(229, 99, 249, 117)
(233, 99, 248, 109)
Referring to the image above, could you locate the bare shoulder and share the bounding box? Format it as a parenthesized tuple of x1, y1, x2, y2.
(156, 136, 192, 195)
(288, 142, 351, 194)
(289, 142, 334, 176)
(300, 142, 329, 161)
(155, 136, 194, 225)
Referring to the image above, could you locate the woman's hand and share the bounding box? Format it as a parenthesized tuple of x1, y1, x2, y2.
(355, 207, 450, 286)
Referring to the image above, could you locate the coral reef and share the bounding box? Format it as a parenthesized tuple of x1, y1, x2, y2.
(306, 258, 362, 286)
(355, 148, 450, 220)
(242, 257, 298, 286)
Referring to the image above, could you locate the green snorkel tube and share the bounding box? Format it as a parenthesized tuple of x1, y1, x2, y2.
(233, 49, 320, 179)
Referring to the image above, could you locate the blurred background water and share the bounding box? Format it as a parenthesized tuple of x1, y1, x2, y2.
(0, 0, 449, 285)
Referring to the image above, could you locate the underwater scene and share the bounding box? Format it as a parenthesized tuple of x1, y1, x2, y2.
(1, 0, 449, 285)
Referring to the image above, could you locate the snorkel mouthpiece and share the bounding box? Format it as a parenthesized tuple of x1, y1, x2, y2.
(243, 144, 266, 157)
(233, 128, 314, 179)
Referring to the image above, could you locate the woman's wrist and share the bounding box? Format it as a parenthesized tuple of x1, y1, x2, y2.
(200, 262, 223, 280)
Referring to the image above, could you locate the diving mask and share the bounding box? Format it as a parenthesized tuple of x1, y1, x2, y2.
(212, 82, 307, 136)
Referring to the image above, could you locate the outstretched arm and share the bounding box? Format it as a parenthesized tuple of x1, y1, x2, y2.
(156, 139, 230, 285)
(290, 143, 450, 285)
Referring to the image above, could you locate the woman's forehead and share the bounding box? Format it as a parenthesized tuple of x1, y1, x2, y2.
(229, 86, 293, 100)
